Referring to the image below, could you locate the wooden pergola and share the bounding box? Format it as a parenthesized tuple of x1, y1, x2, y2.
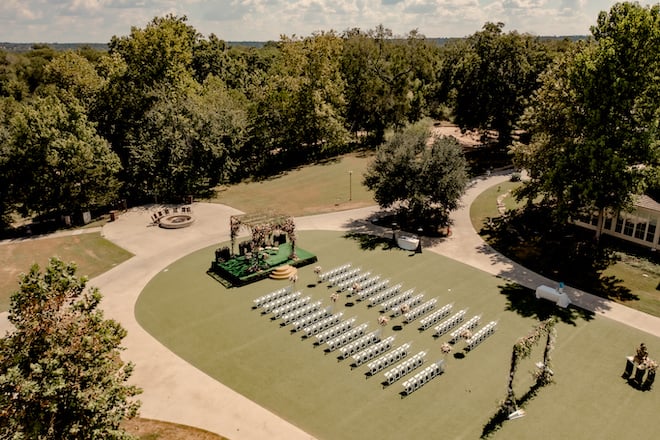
(230, 212, 297, 258)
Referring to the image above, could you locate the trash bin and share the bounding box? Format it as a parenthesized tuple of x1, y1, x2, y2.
(110, 210, 118, 221)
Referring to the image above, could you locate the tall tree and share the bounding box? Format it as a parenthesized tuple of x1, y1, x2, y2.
(95, 15, 199, 163)
(440, 22, 551, 146)
(0, 50, 30, 100)
(0, 97, 17, 228)
(124, 77, 247, 200)
(94, 15, 213, 201)
(0, 258, 141, 439)
(192, 33, 228, 84)
(4, 94, 121, 218)
(249, 32, 348, 172)
(41, 51, 104, 110)
(363, 122, 469, 229)
(511, 2, 660, 240)
(341, 26, 437, 145)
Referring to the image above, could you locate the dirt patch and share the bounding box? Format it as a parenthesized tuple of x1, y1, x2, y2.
(430, 124, 485, 147)
(122, 418, 229, 440)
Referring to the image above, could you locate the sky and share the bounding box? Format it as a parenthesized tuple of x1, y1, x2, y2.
(0, 1, 657, 43)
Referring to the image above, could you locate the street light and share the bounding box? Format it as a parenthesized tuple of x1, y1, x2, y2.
(349, 171, 353, 201)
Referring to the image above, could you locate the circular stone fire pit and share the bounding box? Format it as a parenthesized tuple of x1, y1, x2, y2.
(159, 214, 195, 229)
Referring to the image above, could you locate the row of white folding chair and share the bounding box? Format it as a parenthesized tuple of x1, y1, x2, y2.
(356, 280, 390, 300)
(326, 268, 361, 286)
(403, 298, 438, 324)
(402, 360, 444, 395)
(347, 275, 381, 293)
(315, 318, 356, 344)
(271, 296, 311, 319)
(253, 285, 293, 308)
(389, 294, 425, 317)
(318, 263, 352, 282)
(419, 303, 454, 330)
(448, 315, 482, 344)
(367, 343, 411, 376)
(290, 306, 332, 331)
(433, 309, 467, 336)
(326, 323, 369, 351)
(465, 321, 497, 352)
(384, 351, 427, 385)
(368, 285, 405, 307)
(261, 291, 301, 314)
(379, 289, 413, 313)
(336, 271, 372, 292)
(339, 330, 381, 358)
(304, 312, 344, 337)
(281, 301, 322, 325)
(353, 336, 395, 366)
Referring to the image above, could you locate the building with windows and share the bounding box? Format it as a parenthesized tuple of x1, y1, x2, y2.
(574, 195, 660, 250)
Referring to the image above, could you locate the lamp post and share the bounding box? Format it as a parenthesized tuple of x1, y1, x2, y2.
(349, 170, 353, 201)
(416, 227, 423, 253)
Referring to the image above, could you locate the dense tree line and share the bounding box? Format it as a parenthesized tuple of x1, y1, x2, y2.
(1, 3, 658, 235)
(0, 14, 563, 226)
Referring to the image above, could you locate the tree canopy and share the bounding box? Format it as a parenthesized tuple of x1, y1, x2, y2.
(363, 122, 469, 230)
(2, 93, 121, 219)
(0, 13, 576, 225)
(0, 258, 141, 439)
(511, 1, 660, 239)
(439, 22, 552, 146)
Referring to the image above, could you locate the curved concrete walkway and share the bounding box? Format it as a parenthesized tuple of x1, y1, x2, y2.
(2, 175, 660, 439)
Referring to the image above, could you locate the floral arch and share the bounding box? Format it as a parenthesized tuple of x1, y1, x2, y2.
(230, 212, 297, 258)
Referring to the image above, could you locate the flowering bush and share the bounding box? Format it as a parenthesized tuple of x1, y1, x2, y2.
(634, 343, 649, 365)
(460, 329, 473, 340)
(644, 358, 658, 372)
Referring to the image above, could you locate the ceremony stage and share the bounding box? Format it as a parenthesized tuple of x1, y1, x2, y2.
(208, 242, 317, 287)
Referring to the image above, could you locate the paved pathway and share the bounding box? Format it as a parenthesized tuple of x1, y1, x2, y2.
(2, 174, 660, 439)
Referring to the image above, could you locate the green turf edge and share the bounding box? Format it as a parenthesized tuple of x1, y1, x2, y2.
(135, 230, 660, 440)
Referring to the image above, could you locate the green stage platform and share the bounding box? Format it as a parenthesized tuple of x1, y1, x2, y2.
(208, 243, 317, 287)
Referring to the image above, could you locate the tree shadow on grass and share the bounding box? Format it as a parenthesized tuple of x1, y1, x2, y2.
(484, 206, 639, 305)
(499, 282, 594, 325)
(343, 232, 396, 251)
(481, 381, 546, 438)
(598, 275, 639, 302)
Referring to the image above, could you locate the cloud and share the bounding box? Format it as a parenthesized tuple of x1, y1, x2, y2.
(0, 0, 655, 43)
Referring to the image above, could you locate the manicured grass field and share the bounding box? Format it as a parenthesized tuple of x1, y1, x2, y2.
(0, 232, 133, 312)
(136, 230, 660, 440)
(471, 182, 660, 318)
(469, 180, 525, 231)
(209, 154, 376, 216)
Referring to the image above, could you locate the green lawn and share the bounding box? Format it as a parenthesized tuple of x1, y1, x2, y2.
(604, 260, 660, 317)
(136, 230, 660, 440)
(209, 154, 376, 216)
(469, 180, 525, 231)
(0, 233, 133, 311)
(471, 182, 660, 318)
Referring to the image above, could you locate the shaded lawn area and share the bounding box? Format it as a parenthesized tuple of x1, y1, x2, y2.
(471, 181, 660, 318)
(0, 232, 133, 312)
(135, 230, 660, 440)
(209, 154, 376, 216)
